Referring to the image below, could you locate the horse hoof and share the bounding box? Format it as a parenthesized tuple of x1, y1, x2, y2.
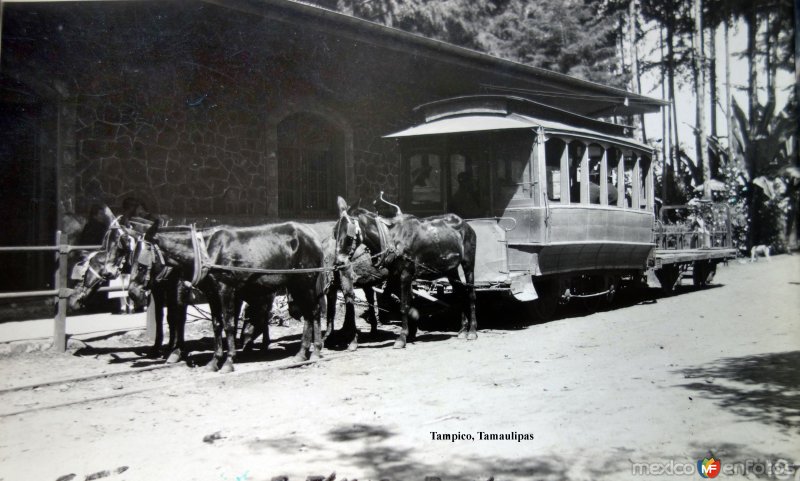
(393, 340, 406, 349)
(219, 361, 234, 374)
(457, 330, 467, 339)
(146, 349, 161, 359)
(292, 352, 308, 363)
(205, 362, 220, 372)
(166, 350, 182, 364)
(347, 341, 358, 351)
(309, 351, 322, 361)
(466, 332, 478, 341)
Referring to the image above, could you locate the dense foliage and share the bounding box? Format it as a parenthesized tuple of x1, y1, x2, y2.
(335, 0, 630, 88)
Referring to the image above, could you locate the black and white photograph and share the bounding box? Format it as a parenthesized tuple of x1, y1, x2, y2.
(0, 0, 797, 479)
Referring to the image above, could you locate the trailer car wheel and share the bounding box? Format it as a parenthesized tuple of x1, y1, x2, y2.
(655, 265, 680, 295)
(692, 261, 716, 287)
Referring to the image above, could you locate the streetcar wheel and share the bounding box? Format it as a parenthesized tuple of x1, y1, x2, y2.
(530, 279, 560, 321)
(605, 275, 620, 305)
(578, 275, 604, 313)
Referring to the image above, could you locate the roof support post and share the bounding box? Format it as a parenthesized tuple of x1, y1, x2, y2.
(645, 156, 655, 211)
(560, 138, 571, 204)
(580, 142, 590, 204)
(533, 127, 546, 204)
(599, 145, 609, 206)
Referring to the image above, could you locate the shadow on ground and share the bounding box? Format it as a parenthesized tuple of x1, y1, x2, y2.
(248, 422, 570, 480)
(677, 350, 800, 434)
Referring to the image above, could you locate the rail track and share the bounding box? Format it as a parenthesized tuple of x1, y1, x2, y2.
(0, 349, 356, 418)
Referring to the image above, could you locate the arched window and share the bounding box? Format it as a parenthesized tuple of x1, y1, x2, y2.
(277, 113, 344, 217)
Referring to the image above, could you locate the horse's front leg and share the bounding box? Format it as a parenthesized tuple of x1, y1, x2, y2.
(465, 266, 477, 340)
(148, 289, 165, 358)
(394, 269, 414, 349)
(293, 290, 313, 363)
(363, 286, 378, 334)
(219, 289, 239, 373)
(165, 301, 187, 363)
(167, 281, 191, 364)
(324, 273, 339, 341)
(449, 270, 477, 341)
(336, 269, 358, 350)
(201, 280, 225, 372)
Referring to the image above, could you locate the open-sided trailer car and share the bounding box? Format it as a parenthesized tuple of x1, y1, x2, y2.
(384, 95, 737, 317)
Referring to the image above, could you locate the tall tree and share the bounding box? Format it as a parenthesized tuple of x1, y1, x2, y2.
(693, 0, 711, 195)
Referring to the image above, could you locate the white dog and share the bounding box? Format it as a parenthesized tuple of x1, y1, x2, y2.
(750, 245, 771, 262)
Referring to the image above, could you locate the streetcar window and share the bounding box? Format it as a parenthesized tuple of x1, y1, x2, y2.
(607, 147, 622, 206)
(449, 153, 484, 218)
(545, 138, 567, 202)
(588, 144, 603, 205)
(569, 142, 585, 204)
(494, 139, 531, 206)
(639, 156, 651, 210)
(623, 153, 635, 208)
(409, 153, 442, 208)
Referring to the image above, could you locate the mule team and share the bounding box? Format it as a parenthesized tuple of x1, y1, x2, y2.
(70, 196, 477, 373)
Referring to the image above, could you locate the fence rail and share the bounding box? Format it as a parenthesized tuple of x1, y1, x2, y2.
(0, 232, 103, 352)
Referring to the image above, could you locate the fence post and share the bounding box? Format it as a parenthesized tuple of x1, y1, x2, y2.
(53, 231, 68, 352)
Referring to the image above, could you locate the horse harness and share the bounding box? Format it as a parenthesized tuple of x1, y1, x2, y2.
(131, 236, 170, 287)
(186, 224, 350, 288)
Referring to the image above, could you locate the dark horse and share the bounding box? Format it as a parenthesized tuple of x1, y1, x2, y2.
(141, 221, 326, 372)
(99, 222, 201, 361)
(333, 196, 478, 348)
(322, 198, 391, 350)
(125, 232, 201, 362)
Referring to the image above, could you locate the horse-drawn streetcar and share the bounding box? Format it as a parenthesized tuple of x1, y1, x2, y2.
(385, 95, 736, 315)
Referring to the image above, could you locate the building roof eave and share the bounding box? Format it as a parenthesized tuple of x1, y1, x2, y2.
(203, 0, 668, 117)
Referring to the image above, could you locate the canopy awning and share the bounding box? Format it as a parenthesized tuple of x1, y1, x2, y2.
(385, 113, 652, 152)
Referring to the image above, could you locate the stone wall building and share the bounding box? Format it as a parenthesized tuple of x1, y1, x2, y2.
(0, 0, 663, 291)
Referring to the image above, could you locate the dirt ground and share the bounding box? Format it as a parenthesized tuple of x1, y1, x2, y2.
(0, 255, 798, 481)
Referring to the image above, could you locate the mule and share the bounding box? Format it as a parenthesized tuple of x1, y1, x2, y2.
(333, 197, 478, 348)
(239, 213, 388, 352)
(101, 222, 203, 361)
(125, 235, 197, 361)
(323, 229, 389, 351)
(144, 221, 327, 372)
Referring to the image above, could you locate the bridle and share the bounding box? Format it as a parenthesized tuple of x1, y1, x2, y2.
(102, 217, 137, 278)
(334, 212, 363, 264)
(130, 236, 166, 288)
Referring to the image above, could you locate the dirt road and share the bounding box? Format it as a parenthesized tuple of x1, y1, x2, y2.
(0, 256, 798, 481)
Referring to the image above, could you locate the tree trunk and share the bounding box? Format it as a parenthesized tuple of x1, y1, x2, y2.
(661, 25, 670, 204)
(745, 5, 759, 247)
(667, 25, 683, 201)
(693, 0, 710, 196)
(629, 0, 647, 142)
(725, 20, 733, 167)
(709, 25, 718, 139)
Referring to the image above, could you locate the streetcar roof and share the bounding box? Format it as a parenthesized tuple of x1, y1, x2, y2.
(385, 95, 653, 153)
